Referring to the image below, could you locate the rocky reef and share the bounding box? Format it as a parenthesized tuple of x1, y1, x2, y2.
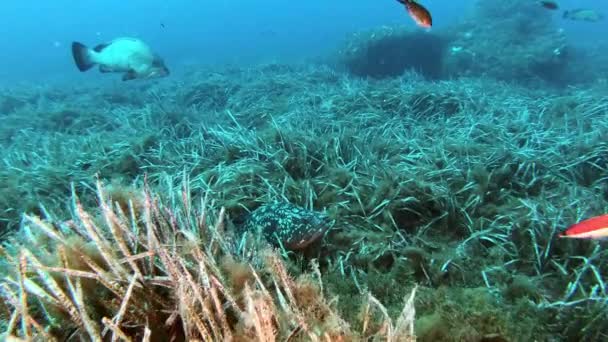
(337, 0, 602, 87)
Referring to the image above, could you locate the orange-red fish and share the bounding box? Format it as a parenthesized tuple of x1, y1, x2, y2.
(397, 0, 432, 28)
(559, 214, 608, 239)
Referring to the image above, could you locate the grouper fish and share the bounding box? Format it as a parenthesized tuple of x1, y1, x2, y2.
(71, 37, 169, 81)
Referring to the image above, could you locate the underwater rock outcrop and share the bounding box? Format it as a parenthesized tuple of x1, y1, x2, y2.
(444, 0, 572, 85)
(337, 0, 590, 86)
(337, 26, 450, 80)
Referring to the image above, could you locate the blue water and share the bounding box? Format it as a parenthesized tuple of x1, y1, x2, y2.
(0, 0, 606, 83)
(1, 1, 608, 339)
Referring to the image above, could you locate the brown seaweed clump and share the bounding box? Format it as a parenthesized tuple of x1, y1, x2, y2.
(0, 180, 416, 341)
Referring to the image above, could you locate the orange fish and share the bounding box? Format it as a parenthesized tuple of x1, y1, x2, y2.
(559, 214, 608, 239)
(397, 0, 432, 28)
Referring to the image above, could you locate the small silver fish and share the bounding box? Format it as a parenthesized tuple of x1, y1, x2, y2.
(563, 9, 604, 22)
(71, 37, 169, 81)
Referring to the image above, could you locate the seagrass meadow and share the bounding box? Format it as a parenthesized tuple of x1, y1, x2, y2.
(0, 60, 607, 341)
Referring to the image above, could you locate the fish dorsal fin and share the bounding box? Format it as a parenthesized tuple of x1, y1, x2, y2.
(93, 43, 110, 52)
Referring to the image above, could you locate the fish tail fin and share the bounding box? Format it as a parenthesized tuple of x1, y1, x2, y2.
(71, 41, 95, 72)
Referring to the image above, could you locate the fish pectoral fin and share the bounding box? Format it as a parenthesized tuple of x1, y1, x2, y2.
(93, 43, 110, 52)
(122, 70, 137, 81)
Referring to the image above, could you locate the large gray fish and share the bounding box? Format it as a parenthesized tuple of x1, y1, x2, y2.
(71, 37, 169, 81)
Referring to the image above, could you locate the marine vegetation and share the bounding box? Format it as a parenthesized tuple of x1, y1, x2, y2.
(0, 179, 416, 340)
(0, 61, 607, 340)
